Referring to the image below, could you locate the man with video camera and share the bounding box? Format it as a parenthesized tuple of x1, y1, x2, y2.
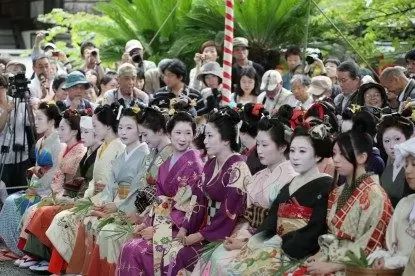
(0, 73, 34, 196)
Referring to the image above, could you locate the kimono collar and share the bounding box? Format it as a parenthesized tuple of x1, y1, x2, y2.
(124, 142, 148, 161)
(289, 166, 326, 195)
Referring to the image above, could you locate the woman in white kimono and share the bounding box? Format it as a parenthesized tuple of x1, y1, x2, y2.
(193, 115, 298, 275)
(45, 104, 125, 274)
(70, 107, 150, 275)
(369, 137, 415, 270)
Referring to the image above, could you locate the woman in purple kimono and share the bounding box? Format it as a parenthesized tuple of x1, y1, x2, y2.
(168, 107, 252, 275)
(116, 112, 204, 275)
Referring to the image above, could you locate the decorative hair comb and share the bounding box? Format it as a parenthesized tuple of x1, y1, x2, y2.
(309, 124, 329, 140)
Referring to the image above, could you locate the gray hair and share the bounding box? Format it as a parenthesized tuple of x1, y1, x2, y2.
(380, 66, 406, 81)
(290, 74, 311, 87)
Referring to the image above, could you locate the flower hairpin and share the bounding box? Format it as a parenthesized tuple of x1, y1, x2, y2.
(45, 100, 56, 108)
(252, 103, 263, 117)
(131, 106, 141, 114)
(350, 104, 362, 114)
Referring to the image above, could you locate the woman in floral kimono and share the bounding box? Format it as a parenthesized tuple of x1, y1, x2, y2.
(193, 115, 298, 275)
(45, 104, 125, 274)
(116, 111, 204, 276)
(368, 137, 415, 270)
(225, 124, 333, 275)
(305, 126, 393, 275)
(0, 102, 62, 260)
(14, 109, 87, 271)
(85, 107, 174, 276)
(377, 114, 414, 207)
(166, 107, 251, 275)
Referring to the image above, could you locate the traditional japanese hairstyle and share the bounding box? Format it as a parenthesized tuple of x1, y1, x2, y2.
(137, 106, 168, 134)
(61, 109, 82, 141)
(38, 101, 62, 128)
(291, 125, 333, 159)
(166, 111, 196, 135)
(305, 101, 339, 134)
(94, 103, 120, 133)
(120, 105, 142, 124)
(239, 103, 267, 138)
(208, 106, 241, 152)
(257, 114, 291, 155)
(377, 113, 414, 151)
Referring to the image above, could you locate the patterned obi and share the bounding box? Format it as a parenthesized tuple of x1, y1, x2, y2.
(243, 204, 269, 228)
(276, 200, 313, 236)
(117, 182, 131, 200)
(207, 198, 221, 225)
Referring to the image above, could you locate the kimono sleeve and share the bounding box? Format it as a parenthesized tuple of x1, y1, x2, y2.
(35, 139, 63, 197)
(343, 186, 393, 256)
(281, 178, 332, 259)
(199, 161, 250, 242)
(181, 175, 208, 233)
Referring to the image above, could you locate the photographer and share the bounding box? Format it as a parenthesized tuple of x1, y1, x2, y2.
(80, 41, 105, 83)
(121, 39, 156, 73)
(0, 74, 34, 194)
(303, 48, 327, 77)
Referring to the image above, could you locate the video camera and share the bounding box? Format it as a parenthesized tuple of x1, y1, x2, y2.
(8, 73, 31, 99)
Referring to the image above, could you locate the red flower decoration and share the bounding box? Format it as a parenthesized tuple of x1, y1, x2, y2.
(251, 103, 264, 117)
(162, 202, 169, 209)
(146, 174, 156, 185)
(85, 108, 93, 116)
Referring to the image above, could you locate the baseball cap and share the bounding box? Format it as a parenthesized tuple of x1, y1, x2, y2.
(260, 70, 283, 91)
(233, 37, 249, 48)
(118, 63, 137, 77)
(125, 39, 143, 53)
(307, 76, 332, 96)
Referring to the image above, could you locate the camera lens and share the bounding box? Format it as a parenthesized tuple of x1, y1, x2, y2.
(91, 50, 97, 56)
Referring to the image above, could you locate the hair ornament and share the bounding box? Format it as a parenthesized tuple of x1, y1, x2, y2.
(252, 103, 264, 117)
(116, 105, 124, 121)
(309, 124, 329, 140)
(350, 104, 362, 114)
(131, 105, 141, 114)
(45, 100, 56, 108)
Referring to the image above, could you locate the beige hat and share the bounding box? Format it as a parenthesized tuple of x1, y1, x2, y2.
(233, 37, 249, 48)
(260, 70, 283, 91)
(307, 76, 332, 96)
(125, 39, 143, 53)
(197, 62, 223, 81)
(118, 63, 137, 77)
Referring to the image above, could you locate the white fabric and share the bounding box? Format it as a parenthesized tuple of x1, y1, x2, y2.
(394, 137, 415, 180)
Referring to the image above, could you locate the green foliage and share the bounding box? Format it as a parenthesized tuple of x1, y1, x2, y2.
(342, 248, 370, 268)
(308, 0, 415, 64)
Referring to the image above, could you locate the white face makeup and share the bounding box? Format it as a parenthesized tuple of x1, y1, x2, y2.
(289, 136, 317, 174)
(81, 127, 96, 147)
(256, 130, 285, 167)
(35, 109, 52, 135)
(383, 127, 406, 160)
(58, 119, 76, 144)
(118, 116, 140, 147)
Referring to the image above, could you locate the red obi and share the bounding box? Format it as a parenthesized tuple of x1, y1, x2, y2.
(276, 199, 313, 236)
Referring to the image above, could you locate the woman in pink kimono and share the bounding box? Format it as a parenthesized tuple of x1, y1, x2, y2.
(116, 112, 204, 275)
(166, 107, 252, 275)
(192, 115, 298, 275)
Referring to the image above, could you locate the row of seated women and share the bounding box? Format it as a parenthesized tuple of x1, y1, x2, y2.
(0, 101, 415, 276)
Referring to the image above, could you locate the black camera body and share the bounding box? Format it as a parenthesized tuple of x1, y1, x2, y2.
(8, 73, 30, 99)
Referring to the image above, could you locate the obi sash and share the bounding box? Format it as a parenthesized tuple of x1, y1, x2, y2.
(243, 204, 269, 229)
(207, 198, 221, 225)
(276, 198, 313, 236)
(116, 181, 131, 200)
